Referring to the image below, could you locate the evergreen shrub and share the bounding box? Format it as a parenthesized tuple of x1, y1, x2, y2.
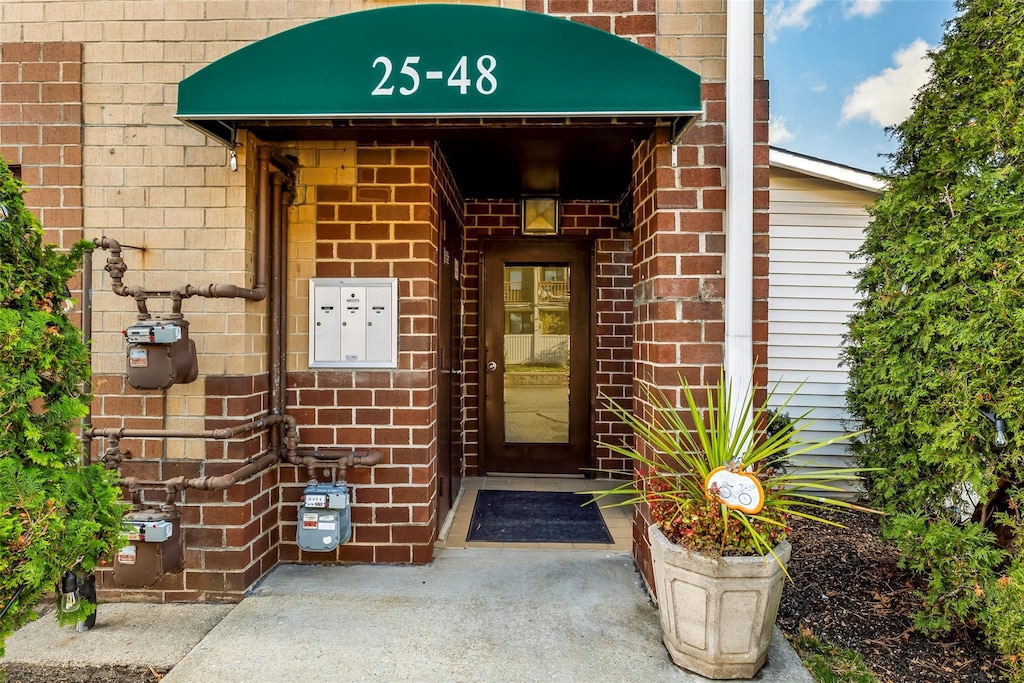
(0, 157, 125, 655)
(843, 0, 1024, 676)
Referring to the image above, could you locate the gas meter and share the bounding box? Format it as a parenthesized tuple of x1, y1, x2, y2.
(123, 318, 198, 390)
(111, 509, 184, 588)
(297, 482, 352, 552)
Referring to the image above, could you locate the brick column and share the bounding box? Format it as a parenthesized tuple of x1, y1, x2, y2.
(629, 77, 769, 592)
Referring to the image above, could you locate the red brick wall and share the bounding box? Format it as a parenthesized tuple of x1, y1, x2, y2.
(527, 0, 656, 48)
(0, 41, 84, 246)
(280, 142, 442, 565)
(94, 373, 279, 602)
(0, 41, 85, 318)
(461, 200, 633, 476)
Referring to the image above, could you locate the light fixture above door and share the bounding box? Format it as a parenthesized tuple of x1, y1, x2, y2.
(521, 196, 560, 236)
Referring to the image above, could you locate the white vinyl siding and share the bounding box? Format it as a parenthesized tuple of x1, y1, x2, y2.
(768, 168, 878, 492)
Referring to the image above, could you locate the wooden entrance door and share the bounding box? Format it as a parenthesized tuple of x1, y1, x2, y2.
(480, 238, 592, 474)
(438, 215, 463, 523)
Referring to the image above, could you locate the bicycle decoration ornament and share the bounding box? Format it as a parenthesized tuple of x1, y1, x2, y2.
(705, 457, 765, 515)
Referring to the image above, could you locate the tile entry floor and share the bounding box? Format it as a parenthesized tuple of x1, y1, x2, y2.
(438, 476, 634, 551)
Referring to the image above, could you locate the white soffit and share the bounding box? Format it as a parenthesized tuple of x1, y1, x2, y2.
(770, 147, 886, 194)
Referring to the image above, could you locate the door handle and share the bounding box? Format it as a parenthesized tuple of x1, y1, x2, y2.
(486, 361, 497, 373)
(449, 369, 463, 376)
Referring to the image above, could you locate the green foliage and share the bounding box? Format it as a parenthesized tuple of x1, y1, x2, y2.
(790, 633, 878, 683)
(538, 310, 568, 335)
(884, 514, 1004, 634)
(842, 0, 1024, 669)
(0, 157, 126, 655)
(591, 375, 879, 573)
(984, 558, 1024, 682)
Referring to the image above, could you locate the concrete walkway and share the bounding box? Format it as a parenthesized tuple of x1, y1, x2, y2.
(5, 548, 812, 682)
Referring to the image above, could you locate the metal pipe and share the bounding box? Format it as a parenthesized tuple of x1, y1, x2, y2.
(287, 449, 384, 467)
(161, 450, 280, 497)
(724, 0, 756, 411)
(255, 145, 272, 300)
(88, 414, 286, 441)
(93, 236, 131, 297)
(269, 172, 284, 463)
(185, 283, 265, 301)
(0, 585, 25, 622)
(91, 414, 299, 465)
(267, 148, 297, 175)
(285, 449, 384, 483)
(92, 148, 296, 309)
(93, 231, 267, 304)
(121, 444, 376, 504)
(101, 437, 125, 470)
(278, 184, 293, 453)
(278, 181, 290, 419)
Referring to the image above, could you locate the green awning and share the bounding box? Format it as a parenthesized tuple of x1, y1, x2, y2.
(175, 4, 702, 144)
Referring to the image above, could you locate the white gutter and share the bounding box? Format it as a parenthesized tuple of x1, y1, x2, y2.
(725, 0, 755, 403)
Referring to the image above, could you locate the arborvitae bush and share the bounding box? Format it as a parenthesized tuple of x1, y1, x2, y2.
(0, 157, 125, 655)
(843, 0, 1024, 676)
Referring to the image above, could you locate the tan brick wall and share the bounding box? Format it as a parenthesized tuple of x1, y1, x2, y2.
(657, 0, 765, 81)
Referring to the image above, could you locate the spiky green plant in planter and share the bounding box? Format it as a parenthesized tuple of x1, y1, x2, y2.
(590, 376, 881, 678)
(0, 157, 126, 655)
(590, 375, 881, 678)
(591, 375, 880, 571)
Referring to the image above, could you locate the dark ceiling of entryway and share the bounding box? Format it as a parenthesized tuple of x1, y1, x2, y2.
(436, 127, 636, 201)
(249, 121, 652, 202)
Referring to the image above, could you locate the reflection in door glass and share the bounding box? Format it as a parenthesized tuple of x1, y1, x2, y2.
(503, 265, 570, 443)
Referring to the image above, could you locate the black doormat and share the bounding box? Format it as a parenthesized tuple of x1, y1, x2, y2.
(467, 490, 613, 544)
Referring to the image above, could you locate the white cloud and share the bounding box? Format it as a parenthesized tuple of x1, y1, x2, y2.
(843, 0, 886, 19)
(810, 82, 828, 93)
(766, 0, 822, 42)
(769, 116, 796, 145)
(841, 39, 932, 127)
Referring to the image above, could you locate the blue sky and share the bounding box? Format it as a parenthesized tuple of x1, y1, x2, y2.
(765, 0, 957, 173)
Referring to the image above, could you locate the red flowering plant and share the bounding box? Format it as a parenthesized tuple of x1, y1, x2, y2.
(589, 375, 882, 572)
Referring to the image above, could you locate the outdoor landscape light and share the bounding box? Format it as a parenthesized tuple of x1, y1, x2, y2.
(981, 410, 1008, 449)
(521, 196, 560, 236)
(58, 571, 80, 614)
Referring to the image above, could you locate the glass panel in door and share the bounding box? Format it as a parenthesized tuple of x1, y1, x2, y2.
(502, 265, 570, 443)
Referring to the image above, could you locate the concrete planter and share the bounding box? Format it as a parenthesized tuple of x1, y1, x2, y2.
(648, 524, 791, 679)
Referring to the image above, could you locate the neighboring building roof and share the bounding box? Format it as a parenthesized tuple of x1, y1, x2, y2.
(769, 146, 886, 194)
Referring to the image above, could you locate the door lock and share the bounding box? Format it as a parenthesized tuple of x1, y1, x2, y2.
(486, 361, 497, 373)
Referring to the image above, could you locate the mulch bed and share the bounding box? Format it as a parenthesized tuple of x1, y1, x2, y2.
(777, 508, 1004, 682)
(0, 664, 167, 683)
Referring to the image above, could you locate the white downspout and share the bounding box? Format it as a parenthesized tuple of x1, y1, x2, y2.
(725, 0, 755, 411)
